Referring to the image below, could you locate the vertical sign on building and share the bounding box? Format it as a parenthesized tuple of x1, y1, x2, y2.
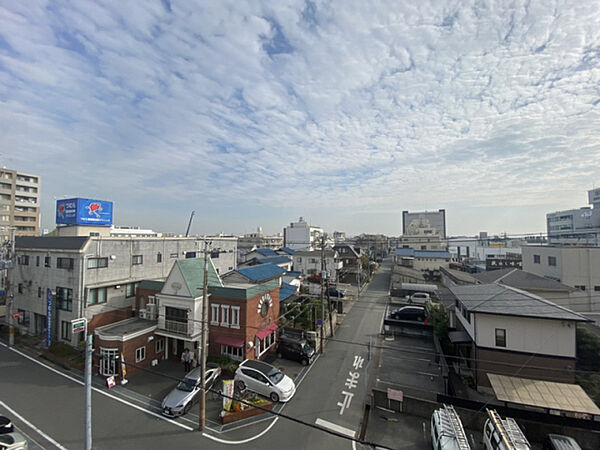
(46, 288, 53, 348)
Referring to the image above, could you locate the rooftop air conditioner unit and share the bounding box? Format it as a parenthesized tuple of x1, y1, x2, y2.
(146, 303, 158, 321)
(139, 309, 147, 319)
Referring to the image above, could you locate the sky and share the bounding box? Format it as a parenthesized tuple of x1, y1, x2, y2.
(1, 0, 600, 238)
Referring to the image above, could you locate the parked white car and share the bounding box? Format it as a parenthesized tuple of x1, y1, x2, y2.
(234, 359, 296, 403)
(407, 292, 430, 304)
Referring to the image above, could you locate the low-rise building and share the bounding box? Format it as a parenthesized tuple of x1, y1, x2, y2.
(546, 188, 600, 246)
(449, 283, 589, 391)
(393, 248, 451, 272)
(237, 227, 284, 258)
(292, 250, 341, 280)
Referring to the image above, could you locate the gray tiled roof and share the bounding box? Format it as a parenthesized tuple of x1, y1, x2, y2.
(472, 268, 575, 292)
(16, 236, 89, 251)
(449, 283, 588, 322)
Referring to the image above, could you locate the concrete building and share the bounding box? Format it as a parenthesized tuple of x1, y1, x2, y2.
(546, 188, 600, 245)
(283, 217, 323, 251)
(522, 245, 600, 312)
(402, 209, 446, 238)
(10, 235, 237, 346)
(393, 248, 451, 272)
(333, 231, 346, 243)
(353, 234, 389, 259)
(0, 168, 41, 241)
(399, 219, 446, 251)
(237, 227, 283, 261)
(449, 283, 588, 391)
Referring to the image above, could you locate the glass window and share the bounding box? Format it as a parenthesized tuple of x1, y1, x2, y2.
(100, 348, 118, 376)
(36, 255, 40, 266)
(157, 252, 162, 263)
(17, 309, 30, 326)
(18, 283, 23, 294)
(231, 306, 240, 328)
(19, 255, 29, 265)
(126, 283, 136, 298)
(132, 255, 143, 265)
(136, 346, 146, 362)
(57, 258, 74, 269)
(88, 257, 108, 269)
(495, 329, 506, 347)
(38, 287, 41, 298)
(221, 345, 243, 361)
(155, 338, 165, 354)
(170, 253, 178, 258)
(548, 256, 557, 266)
(61, 321, 72, 341)
(221, 305, 230, 327)
(88, 287, 107, 305)
(56, 287, 73, 311)
(45, 256, 51, 267)
(533, 254, 540, 264)
(211, 304, 219, 325)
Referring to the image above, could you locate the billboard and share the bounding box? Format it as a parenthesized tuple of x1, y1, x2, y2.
(56, 198, 113, 226)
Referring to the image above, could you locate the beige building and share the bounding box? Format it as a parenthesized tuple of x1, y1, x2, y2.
(0, 168, 41, 241)
(399, 218, 446, 251)
(522, 245, 600, 312)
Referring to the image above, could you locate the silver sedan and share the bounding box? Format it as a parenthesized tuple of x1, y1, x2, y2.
(161, 363, 221, 417)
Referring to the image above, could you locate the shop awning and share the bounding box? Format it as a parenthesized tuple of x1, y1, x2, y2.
(448, 330, 472, 344)
(214, 335, 245, 348)
(256, 323, 279, 340)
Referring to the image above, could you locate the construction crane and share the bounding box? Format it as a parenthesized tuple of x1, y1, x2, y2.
(185, 211, 195, 237)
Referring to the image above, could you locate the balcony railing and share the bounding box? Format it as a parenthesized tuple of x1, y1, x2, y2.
(163, 319, 188, 335)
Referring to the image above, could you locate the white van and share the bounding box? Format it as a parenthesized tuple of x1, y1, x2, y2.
(431, 404, 471, 450)
(483, 409, 531, 450)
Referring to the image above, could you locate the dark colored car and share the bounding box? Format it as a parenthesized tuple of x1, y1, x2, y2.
(389, 306, 427, 322)
(276, 336, 315, 366)
(0, 417, 14, 435)
(542, 434, 581, 450)
(328, 287, 346, 298)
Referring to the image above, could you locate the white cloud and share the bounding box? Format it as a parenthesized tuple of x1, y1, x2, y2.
(1, 0, 600, 236)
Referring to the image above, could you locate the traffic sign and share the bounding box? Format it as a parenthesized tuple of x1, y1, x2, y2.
(71, 318, 87, 334)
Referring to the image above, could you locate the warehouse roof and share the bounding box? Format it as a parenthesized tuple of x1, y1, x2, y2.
(16, 236, 89, 251)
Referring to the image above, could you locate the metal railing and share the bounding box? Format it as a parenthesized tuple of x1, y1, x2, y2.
(163, 319, 188, 335)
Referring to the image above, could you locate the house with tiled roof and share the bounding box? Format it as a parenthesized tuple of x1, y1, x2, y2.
(241, 254, 293, 271)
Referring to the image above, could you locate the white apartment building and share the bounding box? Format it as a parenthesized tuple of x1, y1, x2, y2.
(0, 168, 41, 242)
(522, 244, 600, 312)
(292, 250, 341, 280)
(283, 217, 323, 251)
(546, 188, 600, 246)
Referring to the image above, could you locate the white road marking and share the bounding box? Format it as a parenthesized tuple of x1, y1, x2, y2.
(315, 418, 356, 438)
(201, 417, 279, 444)
(0, 400, 68, 450)
(0, 342, 194, 432)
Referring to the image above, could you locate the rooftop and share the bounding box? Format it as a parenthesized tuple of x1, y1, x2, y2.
(16, 236, 89, 251)
(472, 268, 575, 292)
(95, 318, 156, 338)
(252, 248, 278, 256)
(252, 255, 292, 265)
(231, 263, 285, 283)
(394, 248, 451, 259)
(449, 284, 589, 322)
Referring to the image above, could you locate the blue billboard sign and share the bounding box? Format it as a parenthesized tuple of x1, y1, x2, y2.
(46, 288, 53, 348)
(56, 198, 113, 226)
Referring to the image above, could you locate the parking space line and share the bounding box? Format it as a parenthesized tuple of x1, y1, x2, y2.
(0, 342, 194, 432)
(0, 400, 67, 450)
(201, 417, 279, 444)
(315, 418, 356, 438)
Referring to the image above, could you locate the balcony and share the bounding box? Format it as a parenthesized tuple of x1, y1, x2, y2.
(163, 319, 188, 335)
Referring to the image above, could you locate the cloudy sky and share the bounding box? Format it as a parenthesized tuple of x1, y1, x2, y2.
(1, 0, 599, 237)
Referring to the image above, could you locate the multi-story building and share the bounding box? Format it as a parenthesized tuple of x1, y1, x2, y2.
(237, 227, 283, 260)
(283, 217, 323, 251)
(522, 244, 600, 312)
(546, 188, 600, 246)
(10, 234, 238, 346)
(399, 219, 446, 251)
(292, 250, 341, 280)
(354, 234, 389, 259)
(333, 231, 346, 243)
(0, 168, 41, 241)
(402, 209, 446, 238)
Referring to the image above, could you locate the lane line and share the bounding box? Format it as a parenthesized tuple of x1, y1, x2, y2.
(315, 418, 356, 438)
(0, 342, 194, 432)
(0, 400, 68, 450)
(201, 417, 279, 444)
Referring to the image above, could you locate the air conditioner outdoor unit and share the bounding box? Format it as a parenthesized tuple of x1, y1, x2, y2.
(146, 303, 158, 320)
(139, 309, 147, 319)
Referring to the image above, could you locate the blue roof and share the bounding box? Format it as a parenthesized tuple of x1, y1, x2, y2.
(284, 271, 302, 278)
(235, 263, 285, 282)
(394, 248, 451, 259)
(279, 282, 298, 301)
(278, 247, 297, 255)
(254, 248, 278, 256)
(254, 255, 292, 265)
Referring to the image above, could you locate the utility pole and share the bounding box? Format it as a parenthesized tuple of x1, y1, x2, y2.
(199, 238, 210, 430)
(7, 227, 15, 347)
(356, 255, 361, 301)
(326, 257, 334, 338)
(84, 330, 92, 450)
(320, 235, 325, 354)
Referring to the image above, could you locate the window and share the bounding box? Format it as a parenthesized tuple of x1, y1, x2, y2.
(87, 287, 107, 305)
(136, 346, 146, 362)
(148, 295, 156, 304)
(309, 258, 317, 263)
(575, 285, 586, 291)
(495, 328, 506, 347)
(221, 305, 230, 327)
(297, 257, 302, 263)
(18, 283, 23, 294)
(38, 287, 42, 298)
(157, 252, 162, 263)
(126, 282, 139, 298)
(170, 252, 178, 258)
(56, 287, 73, 311)
(211, 304, 220, 325)
(231, 306, 240, 328)
(44, 256, 51, 267)
(595, 286, 600, 292)
(548, 256, 557, 266)
(100, 348, 118, 376)
(256, 331, 276, 357)
(17, 310, 30, 326)
(533, 254, 540, 264)
(211, 251, 220, 258)
(155, 338, 165, 354)
(132, 255, 143, 265)
(88, 257, 108, 269)
(18, 255, 29, 265)
(221, 345, 244, 361)
(61, 321, 72, 341)
(36, 255, 40, 266)
(57, 257, 74, 269)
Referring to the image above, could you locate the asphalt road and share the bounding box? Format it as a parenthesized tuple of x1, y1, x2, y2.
(0, 259, 392, 450)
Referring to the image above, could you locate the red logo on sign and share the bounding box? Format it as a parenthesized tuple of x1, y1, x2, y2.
(89, 203, 101, 212)
(58, 205, 65, 213)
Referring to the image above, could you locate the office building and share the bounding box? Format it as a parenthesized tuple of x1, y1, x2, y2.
(546, 188, 600, 245)
(283, 217, 323, 251)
